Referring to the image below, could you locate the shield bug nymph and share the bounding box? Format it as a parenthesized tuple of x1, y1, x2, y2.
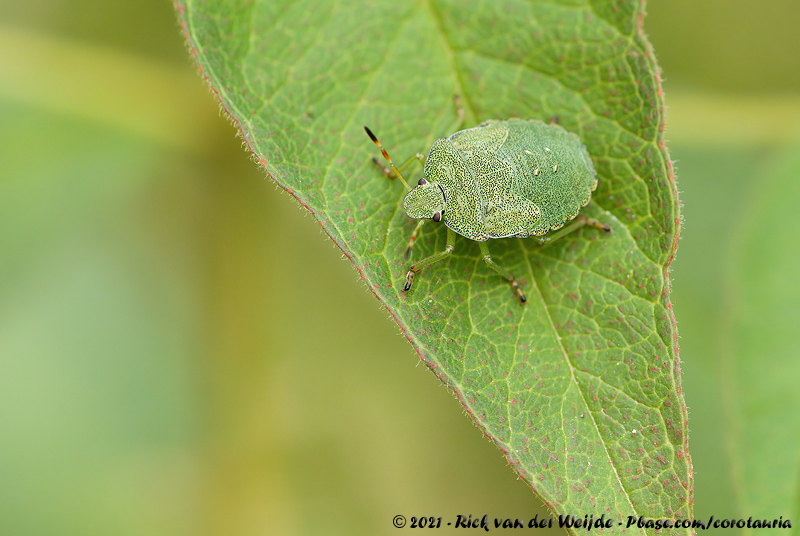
(365, 110, 610, 304)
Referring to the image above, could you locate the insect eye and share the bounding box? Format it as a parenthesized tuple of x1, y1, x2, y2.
(432, 211, 442, 222)
(418, 178, 428, 186)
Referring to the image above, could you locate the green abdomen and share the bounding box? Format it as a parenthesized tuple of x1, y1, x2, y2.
(499, 119, 597, 235)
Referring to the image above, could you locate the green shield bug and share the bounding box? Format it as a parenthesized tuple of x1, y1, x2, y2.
(365, 108, 609, 304)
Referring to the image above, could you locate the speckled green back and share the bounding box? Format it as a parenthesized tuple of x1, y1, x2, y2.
(421, 118, 597, 241)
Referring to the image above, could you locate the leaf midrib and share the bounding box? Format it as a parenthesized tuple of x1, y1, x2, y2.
(518, 237, 638, 515)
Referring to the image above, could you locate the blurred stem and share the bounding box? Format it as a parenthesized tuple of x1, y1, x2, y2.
(666, 91, 800, 145)
(0, 23, 218, 152)
(2, 23, 799, 151)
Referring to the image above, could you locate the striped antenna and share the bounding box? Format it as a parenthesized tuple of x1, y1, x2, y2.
(364, 127, 410, 191)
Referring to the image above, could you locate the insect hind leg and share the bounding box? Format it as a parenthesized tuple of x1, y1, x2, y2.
(478, 242, 526, 303)
(537, 215, 611, 246)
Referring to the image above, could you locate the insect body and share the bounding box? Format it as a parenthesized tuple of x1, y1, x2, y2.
(365, 117, 609, 304)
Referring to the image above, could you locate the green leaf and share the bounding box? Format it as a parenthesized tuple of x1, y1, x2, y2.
(177, 0, 691, 528)
(718, 139, 800, 523)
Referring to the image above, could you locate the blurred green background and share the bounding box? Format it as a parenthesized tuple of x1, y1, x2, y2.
(1, 1, 799, 535)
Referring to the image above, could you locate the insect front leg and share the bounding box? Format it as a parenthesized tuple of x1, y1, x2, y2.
(404, 219, 426, 260)
(478, 241, 527, 304)
(537, 215, 611, 246)
(372, 152, 425, 181)
(404, 228, 456, 292)
(444, 94, 466, 134)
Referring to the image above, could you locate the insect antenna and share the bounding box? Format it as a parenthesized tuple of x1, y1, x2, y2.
(364, 126, 411, 191)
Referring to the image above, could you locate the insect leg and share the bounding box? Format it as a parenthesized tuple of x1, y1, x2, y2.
(478, 241, 527, 303)
(537, 215, 611, 246)
(404, 219, 426, 260)
(404, 228, 456, 292)
(372, 153, 425, 181)
(582, 216, 612, 233)
(445, 94, 466, 134)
